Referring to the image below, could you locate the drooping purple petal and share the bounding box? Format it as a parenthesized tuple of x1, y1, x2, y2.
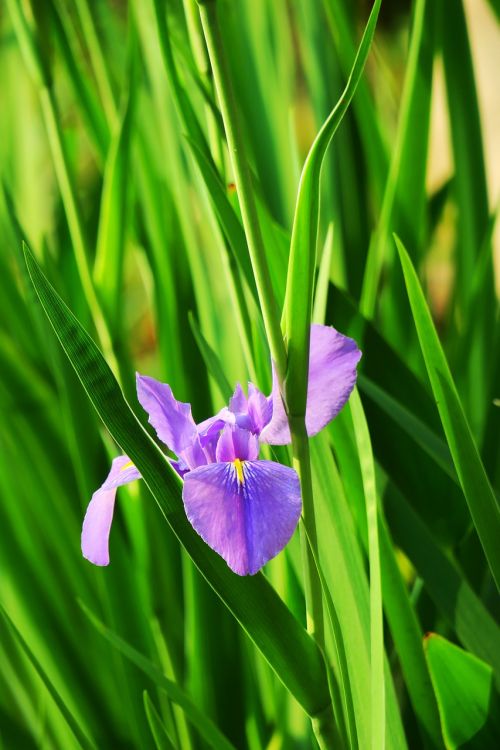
(136, 374, 197, 455)
(183, 459, 302, 575)
(215, 424, 259, 463)
(82, 456, 141, 566)
(260, 324, 361, 445)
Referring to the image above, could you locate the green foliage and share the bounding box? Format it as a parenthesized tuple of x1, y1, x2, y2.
(1, 0, 499, 748)
(425, 634, 500, 749)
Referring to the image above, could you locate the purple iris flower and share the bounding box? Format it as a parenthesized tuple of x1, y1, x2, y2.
(82, 324, 361, 575)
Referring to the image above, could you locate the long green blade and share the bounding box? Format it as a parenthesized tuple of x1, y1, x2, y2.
(284, 0, 381, 417)
(0, 605, 97, 750)
(80, 603, 235, 750)
(350, 389, 385, 750)
(395, 236, 500, 591)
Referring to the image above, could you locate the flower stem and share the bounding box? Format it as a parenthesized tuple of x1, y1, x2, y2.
(290, 421, 325, 647)
(291, 420, 341, 749)
(197, 0, 287, 383)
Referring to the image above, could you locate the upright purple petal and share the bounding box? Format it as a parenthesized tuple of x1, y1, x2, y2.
(247, 383, 272, 433)
(228, 382, 271, 434)
(260, 324, 361, 444)
(183, 459, 301, 575)
(215, 424, 260, 462)
(136, 374, 197, 455)
(229, 383, 248, 414)
(82, 456, 141, 566)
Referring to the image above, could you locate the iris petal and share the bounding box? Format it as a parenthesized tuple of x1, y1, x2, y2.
(247, 383, 272, 433)
(136, 374, 197, 455)
(229, 383, 248, 414)
(81, 456, 141, 566)
(215, 424, 260, 462)
(260, 324, 361, 444)
(182, 459, 301, 575)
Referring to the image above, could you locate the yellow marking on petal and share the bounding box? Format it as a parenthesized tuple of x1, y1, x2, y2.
(120, 460, 134, 471)
(233, 459, 245, 485)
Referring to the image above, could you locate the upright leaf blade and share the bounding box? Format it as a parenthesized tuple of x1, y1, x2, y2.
(284, 0, 381, 417)
(395, 236, 500, 591)
(0, 606, 97, 750)
(350, 390, 385, 750)
(80, 604, 236, 750)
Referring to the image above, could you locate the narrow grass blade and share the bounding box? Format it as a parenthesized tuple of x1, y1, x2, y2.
(350, 389, 385, 750)
(359, 374, 456, 482)
(80, 603, 235, 750)
(22, 242, 332, 721)
(395, 235, 500, 591)
(321, 0, 388, 204)
(361, 0, 435, 321)
(385, 485, 500, 684)
(94, 63, 137, 322)
(310, 435, 407, 749)
(326, 284, 470, 545)
(143, 692, 176, 750)
(300, 519, 357, 750)
(312, 223, 334, 326)
(378, 518, 444, 749)
(0, 606, 97, 750)
(441, 0, 491, 312)
(284, 0, 381, 416)
(51, 1, 109, 160)
(7, 0, 116, 367)
(188, 311, 232, 402)
(442, 0, 495, 439)
(185, 136, 258, 304)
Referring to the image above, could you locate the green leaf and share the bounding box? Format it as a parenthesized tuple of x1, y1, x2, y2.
(326, 284, 470, 546)
(441, 0, 491, 311)
(284, 0, 381, 417)
(185, 136, 258, 306)
(378, 518, 444, 749)
(188, 311, 232, 402)
(349, 390, 385, 749)
(93, 63, 137, 322)
(395, 236, 500, 591)
(425, 634, 500, 749)
(384, 484, 500, 684)
(441, 0, 495, 438)
(22, 242, 331, 722)
(361, 0, 436, 321)
(0, 605, 97, 750)
(310, 434, 408, 749)
(143, 692, 176, 750)
(80, 603, 234, 750)
(359, 374, 456, 481)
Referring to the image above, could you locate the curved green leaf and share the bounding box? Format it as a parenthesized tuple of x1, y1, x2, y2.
(425, 634, 500, 749)
(80, 603, 235, 750)
(283, 0, 381, 416)
(143, 692, 176, 750)
(0, 605, 97, 750)
(395, 236, 500, 591)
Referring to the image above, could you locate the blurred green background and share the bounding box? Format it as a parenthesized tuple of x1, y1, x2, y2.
(1, 0, 500, 748)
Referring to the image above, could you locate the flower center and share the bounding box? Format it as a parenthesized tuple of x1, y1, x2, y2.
(233, 458, 245, 485)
